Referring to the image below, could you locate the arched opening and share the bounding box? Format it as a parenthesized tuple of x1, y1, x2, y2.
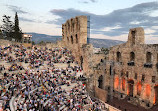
(131, 30, 136, 44)
(130, 52, 135, 61)
(154, 85, 158, 104)
(80, 56, 83, 70)
(116, 51, 121, 62)
(76, 34, 78, 43)
(75, 18, 78, 30)
(98, 75, 103, 89)
(128, 79, 134, 96)
(146, 84, 151, 99)
(71, 36, 73, 44)
(146, 52, 152, 63)
(114, 76, 119, 89)
(137, 82, 142, 96)
(121, 77, 126, 91)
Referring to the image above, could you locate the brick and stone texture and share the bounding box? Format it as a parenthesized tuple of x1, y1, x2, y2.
(62, 16, 105, 77)
(62, 16, 88, 65)
(94, 27, 158, 108)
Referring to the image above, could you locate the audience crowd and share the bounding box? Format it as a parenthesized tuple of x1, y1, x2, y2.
(0, 44, 108, 111)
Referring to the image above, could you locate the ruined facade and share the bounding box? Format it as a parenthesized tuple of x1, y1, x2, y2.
(62, 16, 105, 76)
(94, 27, 158, 109)
(61, 16, 158, 110)
(62, 16, 88, 66)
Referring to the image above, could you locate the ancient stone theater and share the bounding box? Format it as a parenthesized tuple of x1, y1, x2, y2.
(61, 15, 158, 110)
(94, 27, 158, 109)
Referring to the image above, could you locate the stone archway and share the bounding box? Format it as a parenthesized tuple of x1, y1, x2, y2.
(128, 79, 134, 96)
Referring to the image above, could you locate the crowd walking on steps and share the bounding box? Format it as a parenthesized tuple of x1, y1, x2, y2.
(0, 44, 109, 111)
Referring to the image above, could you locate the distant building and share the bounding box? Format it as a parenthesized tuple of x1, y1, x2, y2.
(22, 34, 32, 43)
(22, 34, 32, 47)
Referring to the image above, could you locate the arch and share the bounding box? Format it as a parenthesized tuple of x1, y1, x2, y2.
(121, 77, 126, 91)
(130, 52, 135, 61)
(137, 82, 142, 96)
(114, 76, 119, 89)
(75, 18, 78, 30)
(76, 34, 78, 43)
(71, 36, 73, 44)
(131, 30, 136, 44)
(146, 52, 152, 63)
(146, 84, 151, 99)
(98, 75, 103, 89)
(128, 79, 134, 96)
(116, 51, 121, 62)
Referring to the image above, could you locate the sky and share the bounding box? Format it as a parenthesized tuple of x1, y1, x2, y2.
(0, 0, 158, 43)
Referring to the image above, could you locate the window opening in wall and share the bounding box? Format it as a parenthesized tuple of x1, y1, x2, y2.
(98, 75, 103, 89)
(121, 71, 123, 76)
(126, 71, 129, 78)
(146, 52, 152, 63)
(71, 36, 73, 44)
(117, 52, 121, 62)
(152, 76, 155, 83)
(142, 74, 145, 82)
(135, 73, 137, 80)
(131, 31, 136, 44)
(130, 52, 135, 61)
(76, 34, 78, 43)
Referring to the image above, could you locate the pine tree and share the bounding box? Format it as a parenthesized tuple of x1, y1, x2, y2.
(1, 15, 14, 40)
(14, 12, 22, 42)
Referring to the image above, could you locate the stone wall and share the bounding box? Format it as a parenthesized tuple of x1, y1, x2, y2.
(62, 16, 88, 65)
(100, 27, 158, 108)
(94, 86, 108, 102)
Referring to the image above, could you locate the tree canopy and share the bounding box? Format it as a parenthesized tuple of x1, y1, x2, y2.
(0, 12, 22, 41)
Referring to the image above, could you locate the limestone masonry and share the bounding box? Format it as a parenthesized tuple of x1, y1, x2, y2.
(62, 16, 158, 110)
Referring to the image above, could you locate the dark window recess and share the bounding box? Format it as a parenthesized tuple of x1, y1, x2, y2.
(135, 73, 137, 80)
(156, 63, 158, 69)
(130, 52, 135, 61)
(121, 72, 123, 76)
(126, 72, 129, 78)
(127, 61, 135, 66)
(117, 52, 121, 62)
(144, 63, 152, 68)
(152, 76, 155, 83)
(141, 75, 145, 82)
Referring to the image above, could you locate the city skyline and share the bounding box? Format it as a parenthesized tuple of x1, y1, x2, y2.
(0, 0, 158, 43)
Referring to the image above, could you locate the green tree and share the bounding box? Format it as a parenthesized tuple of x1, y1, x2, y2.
(14, 12, 22, 42)
(1, 15, 14, 40)
(0, 29, 3, 39)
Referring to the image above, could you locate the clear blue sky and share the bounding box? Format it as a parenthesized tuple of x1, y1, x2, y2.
(0, 0, 158, 43)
